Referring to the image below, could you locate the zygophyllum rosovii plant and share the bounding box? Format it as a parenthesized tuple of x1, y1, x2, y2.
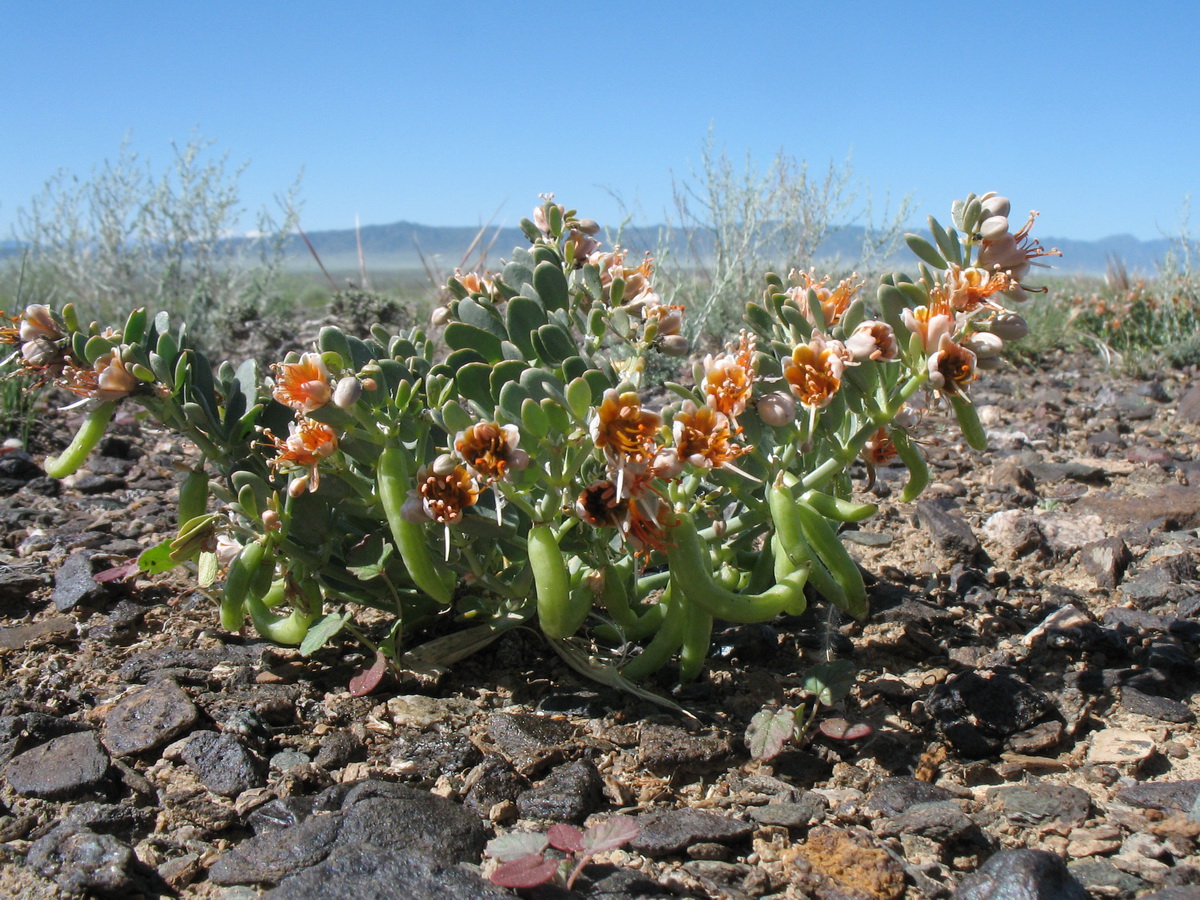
(0, 191, 1059, 689)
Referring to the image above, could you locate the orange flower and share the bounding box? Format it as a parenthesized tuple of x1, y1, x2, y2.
(861, 427, 898, 468)
(927, 334, 977, 395)
(787, 271, 864, 327)
(941, 265, 1012, 312)
(449, 269, 498, 301)
(454, 422, 529, 481)
(590, 390, 662, 466)
(63, 350, 139, 402)
(402, 455, 479, 525)
(702, 332, 756, 422)
(783, 334, 846, 410)
(901, 305, 954, 354)
(272, 353, 332, 413)
(265, 418, 338, 492)
(574, 478, 669, 552)
(845, 321, 899, 362)
(672, 401, 747, 470)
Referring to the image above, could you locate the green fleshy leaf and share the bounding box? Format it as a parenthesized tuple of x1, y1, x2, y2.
(803, 659, 856, 706)
(137, 541, 179, 574)
(299, 611, 350, 657)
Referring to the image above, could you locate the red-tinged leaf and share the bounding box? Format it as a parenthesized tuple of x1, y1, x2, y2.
(94, 561, 140, 583)
(582, 815, 640, 853)
(547, 823, 584, 853)
(819, 717, 874, 741)
(489, 854, 560, 889)
(486, 831, 549, 862)
(746, 706, 798, 761)
(348, 650, 388, 697)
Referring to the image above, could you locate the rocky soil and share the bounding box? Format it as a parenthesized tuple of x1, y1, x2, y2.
(2, 353, 1200, 899)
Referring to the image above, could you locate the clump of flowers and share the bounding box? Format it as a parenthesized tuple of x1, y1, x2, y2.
(0, 189, 1059, 691)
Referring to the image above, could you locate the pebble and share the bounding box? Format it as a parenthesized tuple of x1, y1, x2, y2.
(26, 823, 154, 897)
(874, 800, 980, 843)
(2, 729, 111, 799)
(385, 694, 477, 729)
(628, 808, 754, 857)
(464, 755, 529, 815)
(486, 712, 574, 770)
(864, 776, 956, 815)
(993, 783, 1091, 832)
(389, 727, 482, 778)
(1089, 728, 1156, 766)
(1069, 858, 1148, 897)
(102, 679, 200, 756)
(925, 668, 1056, 758)
(262, 843, 512, 900)
(180, 730, 267, 797)
(1080, 536, 1133, 588)
(956, 848, 1090, 899)
(748, 794, 827, 828)
(1116, 779, 1200, 814)
(1121, 687, 1196, 723)
(515, 757, 602, 822)
(636, 723, 736, 773)
(50, 550, 105, 612)
(783, 826, 905, 900)
(312, 728, 366, 769)
(916, 501, 981, 561)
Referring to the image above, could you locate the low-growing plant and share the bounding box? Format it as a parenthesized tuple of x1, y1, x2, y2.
(0, 190, 1056, 692)
(745, 658, 873, 761)
(485, 817, 640, 890)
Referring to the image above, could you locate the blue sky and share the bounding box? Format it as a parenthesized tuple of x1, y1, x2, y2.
(2, 2, 1196, 242)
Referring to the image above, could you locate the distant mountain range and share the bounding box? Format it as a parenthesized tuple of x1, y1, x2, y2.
(2, 222, 1179, 278)
(281, 221, 1177, 278)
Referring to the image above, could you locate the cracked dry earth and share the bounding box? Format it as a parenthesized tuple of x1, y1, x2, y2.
(2, 352, 1200, 899)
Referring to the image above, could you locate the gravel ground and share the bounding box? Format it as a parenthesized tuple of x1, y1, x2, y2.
(2, 352, 1200, 899)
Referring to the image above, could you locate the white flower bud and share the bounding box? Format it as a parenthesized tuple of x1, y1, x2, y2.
(430, 306, 451, 327)
(756, 391, 796, 427)
(990, 312, 1029, 341)
(658, 334, 690, 357)
(333, 376, 363, 409)
(981, 195, 1011, 219)
(963, 332, 1005, 360)
(980, 215, 1010, 240)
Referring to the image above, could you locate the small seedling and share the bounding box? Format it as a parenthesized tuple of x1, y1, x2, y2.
(487, 816, 640, 891)
(745, 658, 872, 760)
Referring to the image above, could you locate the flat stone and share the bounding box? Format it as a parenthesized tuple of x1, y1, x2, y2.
(3, 730, 110, 799)
(209, 813, 342, 886)
(27, 824, 152, 897)
(1121, 688, 1195, 723)
(263, 843, 512, 900)
(864, 776, 957, 815)
(464, 754, 529, 815)
(1115, 779, 1200, 813)
(516, 758, 603, 822)
(0, 615, 74, 651)
(1067, 858, 1147, 898)
(386, 694, 477, 729)
(917, 501, 981, 561)
(956, 848, 1090, 899)
(637, 723, 736, 773)
(628, 808, 753, 857)
(994, 783, 1091, 830)
(51, 550, 105, 612)
(875, 801, 979, 843)
(118, 644, 271, 684)
(389, 728, 482, 778)
(926, 669, 1056, 758)
(1089, 728, 1156, 765)
(338, 794, 487, 866)
(748, 794, 827, 828)
(0, 564, 48, 605)
(180, 730, 266, 797)
(312, 729, 366, 769)
(103, 680, 199, 756)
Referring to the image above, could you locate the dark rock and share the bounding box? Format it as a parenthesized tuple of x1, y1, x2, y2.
(1121, 687, 1196, 723)
(27, 823, 156, 897)
(926, 669, 1056, 758)
(248, 797, 316, 835)
(0, 564, 48, 606)
(865, 776, 957, 815)
(487, 712, 574, 770)
(588, 865, 677, 899)
(1067, 858, 1146, 898)
(0, 712, 87, 767)
(1141, 888, 1200, 900)
(118, 643, 271, 683)
(875, 800, 981, 843)
(1146, 637, 1197, 676)
(0, 614, 75, 651)
(916, 501, 982, 561)
(3, 729, 110, 799)
(1080, 537, 1133, 589)
(390, 728, 482, 778)
(263, 843, 512, 900)
(51, 550, 105, 612)
(1116, 779, 1200, 813)
(628, 808, 753, 857)
(0, 449, 42, 492)
(994, 783, 1090, 830)
(180, 730, 266, 797)
(102, 679, 199, 756)
(954, 848, 1089, 899)
(711, 623, 779, 662)
(63, 801, 155, 842)
(1178, 385, 1200, 424)
(516, 758, 603, 822)
(747, 794, 827, 827)
(313, 729, 366, 769)
(1006, 720, 1064, 754)
(988, 458, 1036, 491)
(464, 754, 529, 814)
(73, 473, 127, 494)
(338, 794, 487, 865)
(637, 723, 736, 773)
(209, 812, 342, 885)
(537, 689, 610, 717)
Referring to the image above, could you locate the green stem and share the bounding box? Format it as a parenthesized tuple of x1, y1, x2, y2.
(44, 400, 117, 479)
